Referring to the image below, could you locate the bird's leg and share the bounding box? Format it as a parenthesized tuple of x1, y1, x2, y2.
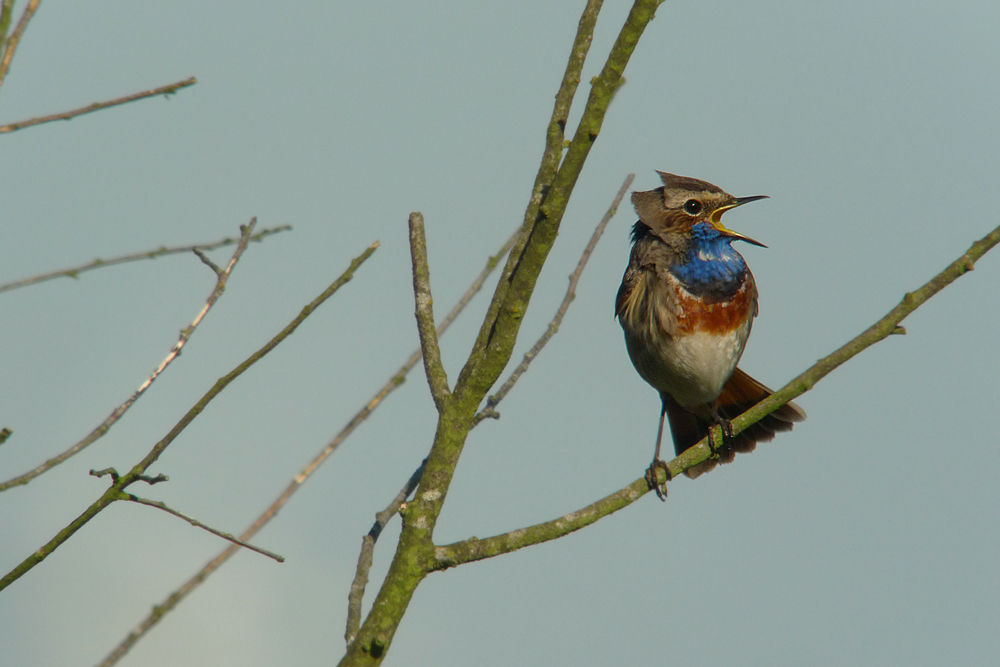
(645, 402, 671, 501)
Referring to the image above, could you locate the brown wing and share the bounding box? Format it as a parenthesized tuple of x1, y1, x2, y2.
(616, 236, 682, 338)
(615, 263, 642, 320)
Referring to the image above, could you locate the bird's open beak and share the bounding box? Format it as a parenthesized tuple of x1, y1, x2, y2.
(710, 195, 769, 248)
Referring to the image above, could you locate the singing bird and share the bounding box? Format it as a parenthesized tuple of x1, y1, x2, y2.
(615, 172, 805, 497)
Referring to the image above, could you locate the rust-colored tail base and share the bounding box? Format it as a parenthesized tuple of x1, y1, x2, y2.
(662, 368, 806, 478)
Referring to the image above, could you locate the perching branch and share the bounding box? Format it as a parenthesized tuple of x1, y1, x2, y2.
(436, 221, 1000, 567)
(0, 224, 290, 294)
(474, 173, 634, 425)
(96, 229, 517, 667)
(0, 0, 39, 94)
(0, 77, 197, 133)
(0, 240, 379, 594)
(0, 221, 261, 492)
(408, 213, 450, 411)
(345, 460, 427, 646)
(434, 480, 645, 569)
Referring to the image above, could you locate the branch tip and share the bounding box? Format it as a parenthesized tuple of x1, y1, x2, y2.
(90, 468, 120, 483)
(0, 76, 199, 134)
(127, 496, 284, 563)
(138, 473, 169, 485)
(408, 213, 450, 410)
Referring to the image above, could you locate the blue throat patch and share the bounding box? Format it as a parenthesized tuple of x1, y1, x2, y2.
(670, 222, 747, 297)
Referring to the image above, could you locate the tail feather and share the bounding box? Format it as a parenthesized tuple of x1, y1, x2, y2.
(663, 368, 805, 478)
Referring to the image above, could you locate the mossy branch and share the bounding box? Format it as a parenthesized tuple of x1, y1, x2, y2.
(452, 0, 605, 403)
(339, 3, 666, 665)
(453, 0, 663, 409)
(0, 0, 39, 94)
(475, 173, 634, 424)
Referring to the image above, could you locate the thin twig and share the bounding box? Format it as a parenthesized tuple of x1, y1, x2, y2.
(126, 496, 285, 563)
(0, 76, 197, 133)
(95, 229, 517, 667)
(474, 174, 634, 425)
(192, 248, 223, 276)
(0, 0, 39, 94)
(0, 221, 261, 492)
(89, 468, 120, 482)
(0, 224, 291, 294)
(345, 460, 427, 646)
(408, 212, 450, 410)
(0, 240, 379, 594)
(434, 221, 1000, 569)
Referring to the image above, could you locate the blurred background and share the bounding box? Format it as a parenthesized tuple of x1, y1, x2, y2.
(1, 1, 998, 665)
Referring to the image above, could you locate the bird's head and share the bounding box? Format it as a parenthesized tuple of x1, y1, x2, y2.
(631, 171, 767, 248)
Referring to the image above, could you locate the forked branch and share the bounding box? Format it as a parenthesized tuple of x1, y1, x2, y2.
(0, 240, 379, 593)
(0, 224, 290, 294)
(0, 221, 262, 492)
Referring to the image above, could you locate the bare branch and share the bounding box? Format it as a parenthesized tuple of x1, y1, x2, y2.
(0, 77, 197, 133)
(0, 0, 39, 94)
(0, 240, 379, 593)
(0, 224, 291, 294)
(408, 213, 450, 410)
(125, 495, 284, 563)
(95, 229, 517, 667)
(437, 220, 1000, 568)
(0, 221, 260, 492)
(474, 174, 634, 425)
(345, 460, 426, 646)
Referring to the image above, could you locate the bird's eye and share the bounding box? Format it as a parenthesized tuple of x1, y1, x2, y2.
(683, 199, 703, 215)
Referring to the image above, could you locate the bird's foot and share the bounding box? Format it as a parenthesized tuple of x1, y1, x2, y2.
(644, 458, 671, 502)
(708, 417, 734, 460)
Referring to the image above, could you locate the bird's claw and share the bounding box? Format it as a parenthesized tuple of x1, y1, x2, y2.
(708, 418, 734, 460)
(644, 459, 671, 501)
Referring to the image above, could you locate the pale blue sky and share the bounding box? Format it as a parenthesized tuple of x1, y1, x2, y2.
(2, 1, 999, 665)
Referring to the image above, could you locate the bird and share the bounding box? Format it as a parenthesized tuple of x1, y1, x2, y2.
(615, 171, 805, 498)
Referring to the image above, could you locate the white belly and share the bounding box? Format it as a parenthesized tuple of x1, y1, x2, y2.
(625, 324, 750, 411)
